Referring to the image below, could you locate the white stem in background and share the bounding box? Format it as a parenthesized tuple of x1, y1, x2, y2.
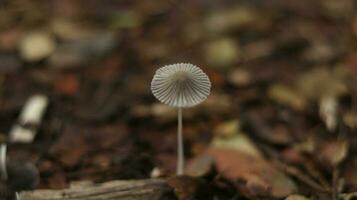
(9, 95, 48, 143)
(16, 192, 20, 200)
(0, 144, 7, 181)
(177, 107, 184, 175)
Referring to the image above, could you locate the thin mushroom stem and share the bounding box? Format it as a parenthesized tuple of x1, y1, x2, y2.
(177, 107, 184, 175)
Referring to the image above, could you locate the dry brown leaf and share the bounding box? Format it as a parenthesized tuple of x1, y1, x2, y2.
(207, 147, 297, 198)
(318, 139, 349, 166)
(296, 67, 348, 100)
(186, 154, 214, 177)
(344, 111, 357, 129)
(212, 134, 262, 158)
(213, 120, 240, 137)
(268, 84, 306, 111)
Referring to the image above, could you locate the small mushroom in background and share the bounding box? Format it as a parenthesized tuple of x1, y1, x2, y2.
(151, 63, 211, 175)
(9, 95, 49, 143)
(0, 144, 39, 199)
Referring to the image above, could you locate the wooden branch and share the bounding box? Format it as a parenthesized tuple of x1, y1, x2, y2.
(19, 179, 175, 200)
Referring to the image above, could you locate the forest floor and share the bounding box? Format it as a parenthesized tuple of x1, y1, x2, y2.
(0, 0, 356, 199)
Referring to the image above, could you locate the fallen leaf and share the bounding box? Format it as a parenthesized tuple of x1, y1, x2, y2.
(318, 139, 349, 166)
(213, 120, 240, 137)
(212, 134, 262, 158)
(186, 154, 214, 177)
(344, 111, 357, 129)
(245, 111, 294, 145)
(207, 147, 297, 198)
(297, 67, 348, 100)
(268, 84, 306, 111)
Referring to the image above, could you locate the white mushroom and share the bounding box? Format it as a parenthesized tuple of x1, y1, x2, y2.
(151, 63, 211, 175)
(151, 63, 211, 108)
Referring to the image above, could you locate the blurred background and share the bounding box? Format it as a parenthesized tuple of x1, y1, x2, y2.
(0, 0, 356, 199)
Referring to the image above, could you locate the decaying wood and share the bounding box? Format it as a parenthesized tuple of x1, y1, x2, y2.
(19, 179, 175, 200)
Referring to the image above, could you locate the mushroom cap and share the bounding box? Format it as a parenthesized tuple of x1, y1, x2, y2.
(151, 63, 211, 108)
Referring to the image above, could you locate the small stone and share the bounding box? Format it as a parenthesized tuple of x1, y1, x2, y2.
(19, 31, 56, 62)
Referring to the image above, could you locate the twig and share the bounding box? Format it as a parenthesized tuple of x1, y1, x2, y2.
(259, 143, 330, 193)
(19, 179, 172, 200)
(332, 167, 339, 200)
(274, 160, 330, 193)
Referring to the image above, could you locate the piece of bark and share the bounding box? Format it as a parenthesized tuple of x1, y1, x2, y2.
(19, 179, 176, 200)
